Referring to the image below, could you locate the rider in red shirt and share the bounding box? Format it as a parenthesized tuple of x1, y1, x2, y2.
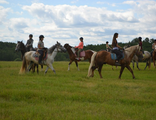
(75, 37, 84, 60)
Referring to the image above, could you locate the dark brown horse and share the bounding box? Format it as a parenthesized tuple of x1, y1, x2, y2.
(88, 45, 140, 79)
(64, 43, 95, 70)
(15, 41, 43, 73)
(152, 46, 156, 68)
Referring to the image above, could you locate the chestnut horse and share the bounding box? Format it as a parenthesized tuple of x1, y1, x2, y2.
(64, 43, 95, 71)
(152, 45, 156, 68)
(88, 45, 140, 79)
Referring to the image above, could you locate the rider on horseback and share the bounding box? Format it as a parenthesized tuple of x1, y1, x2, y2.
(138, 37, 145, 58)
(26, 34, 34, 51)
(151, 39, 156, 56)
(106, 41, 112, 52)
(38, 35, 47, 64)
(75, 37, 84, 60)
(111, 33, 123, 65)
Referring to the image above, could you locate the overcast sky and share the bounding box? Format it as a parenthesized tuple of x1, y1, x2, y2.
(0, 0, 156, 48)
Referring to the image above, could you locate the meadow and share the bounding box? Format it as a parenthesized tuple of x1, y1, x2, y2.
(0, 61, 156, 120)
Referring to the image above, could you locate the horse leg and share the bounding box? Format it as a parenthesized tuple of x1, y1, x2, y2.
(48, 64, 56, 74)
(136, 61, 141, 70)
(68, 60, 73, 71)
(98, 64, 103, 78)
(91, 66, 97, 77)
(37, 64, 39, 74)
(132, 60, 134, 70)
(44, 66, 49, 74)
(27, 62, 33, 72)
(41, 65, 43, 71)
(126, 65, 135, 79)
(119, 66, 125, 79)
(153, 58, 155, 68)
(74, 61, 79, 71)
(144, 61, 148, 70)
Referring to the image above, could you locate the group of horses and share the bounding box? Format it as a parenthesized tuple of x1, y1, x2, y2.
(15, 41, 156, 79)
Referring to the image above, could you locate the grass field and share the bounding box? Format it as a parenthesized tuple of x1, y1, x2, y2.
(0, 61, 156, 120)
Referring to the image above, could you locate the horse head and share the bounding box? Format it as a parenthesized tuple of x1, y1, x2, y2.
(56, 41, 66, 53)
(15, 41, 25, 52)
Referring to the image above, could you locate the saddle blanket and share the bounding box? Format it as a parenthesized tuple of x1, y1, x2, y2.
(111, 53, 124, 60)
(33, 53, 48, 61)
(75, 51, 85, 57)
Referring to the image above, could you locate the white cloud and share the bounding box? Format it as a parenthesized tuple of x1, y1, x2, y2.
(0, 6, 10, 24)
(0, 0, 9, 4)
(1, 1, 156, 47)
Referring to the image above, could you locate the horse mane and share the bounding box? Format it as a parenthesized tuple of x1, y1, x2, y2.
(48, 44, 57, 54)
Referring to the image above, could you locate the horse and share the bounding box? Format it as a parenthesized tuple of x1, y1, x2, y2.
(64, 43, 95, 71)
(88, 45, 140, 79)
(123, 45, 151, 70)
(19, 41, 66, 74)
(15, 41, 42, 73)
(132, 51, 151, 70)
(152, 45, 156, 68)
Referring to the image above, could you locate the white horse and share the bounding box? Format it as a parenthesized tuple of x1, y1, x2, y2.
(19, 41, 66, 74)
(132, 51, 151, 70)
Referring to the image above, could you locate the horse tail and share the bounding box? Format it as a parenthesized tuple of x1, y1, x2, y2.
(19, 55, 27, 74)
(88, 52, 97, 77)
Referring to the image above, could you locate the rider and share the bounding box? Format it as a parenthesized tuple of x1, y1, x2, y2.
(38, 35, 47, 64)
(106, 41, 112, 52)
(75, 37, 84, 60)
(138, 37, 144, 57)
(26, 34, 34, 51)
(111, 33, 122, 65)
(151, 39, 156, 56)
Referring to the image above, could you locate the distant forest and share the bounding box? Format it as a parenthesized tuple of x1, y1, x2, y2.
(0, 37, 155, 61)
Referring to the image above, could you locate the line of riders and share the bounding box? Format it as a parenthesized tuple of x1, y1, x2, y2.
(25, 33, 156, 65)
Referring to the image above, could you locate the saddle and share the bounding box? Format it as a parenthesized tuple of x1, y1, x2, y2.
(33, 49, 48, 61)
(75, 48, 85, 57)
(110, 50, 124, 60)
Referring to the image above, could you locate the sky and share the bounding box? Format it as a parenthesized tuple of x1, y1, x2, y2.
(0, 0, 156, 48)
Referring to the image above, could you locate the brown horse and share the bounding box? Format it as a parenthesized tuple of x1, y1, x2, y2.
(88, 45, 140, 79)
(152, 45, 156, 68)
(64, 43, 95, 70)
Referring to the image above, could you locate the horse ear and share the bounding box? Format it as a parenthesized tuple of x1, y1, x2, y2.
(57, 41, 58, 44)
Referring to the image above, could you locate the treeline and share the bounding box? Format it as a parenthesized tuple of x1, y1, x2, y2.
(0, 37, 155, 61)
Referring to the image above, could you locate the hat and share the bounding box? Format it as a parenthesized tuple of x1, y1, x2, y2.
(80, 37, 83, 40)
(29, 34, 33, 37)
(39, 35, 44, 39)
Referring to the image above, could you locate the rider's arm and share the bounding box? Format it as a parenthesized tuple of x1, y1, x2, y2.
(117, 44, 122, 49)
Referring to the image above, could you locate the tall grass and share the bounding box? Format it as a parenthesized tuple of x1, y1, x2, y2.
(0, 61, 156, 120)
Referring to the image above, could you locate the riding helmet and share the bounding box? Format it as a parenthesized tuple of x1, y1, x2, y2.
(138, 37, 142, 40)
(39, 35, 44, 39)
(29, 34, 33, 37)
(106, 41, 109, 43)
(80, 37, 83, 40)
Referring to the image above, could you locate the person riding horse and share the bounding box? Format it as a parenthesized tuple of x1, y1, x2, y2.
(26, 34, 34, 51)
(138, 37, 144, 58)
(111, 33, 123, 65)
(38, 35, 47, 64)
(75, 37, 84, 60)
(151, 39, 156, 56)
(106, 41, 112, 52)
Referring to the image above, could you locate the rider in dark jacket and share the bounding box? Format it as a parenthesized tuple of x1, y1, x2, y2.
(26, 34, 34, 51)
